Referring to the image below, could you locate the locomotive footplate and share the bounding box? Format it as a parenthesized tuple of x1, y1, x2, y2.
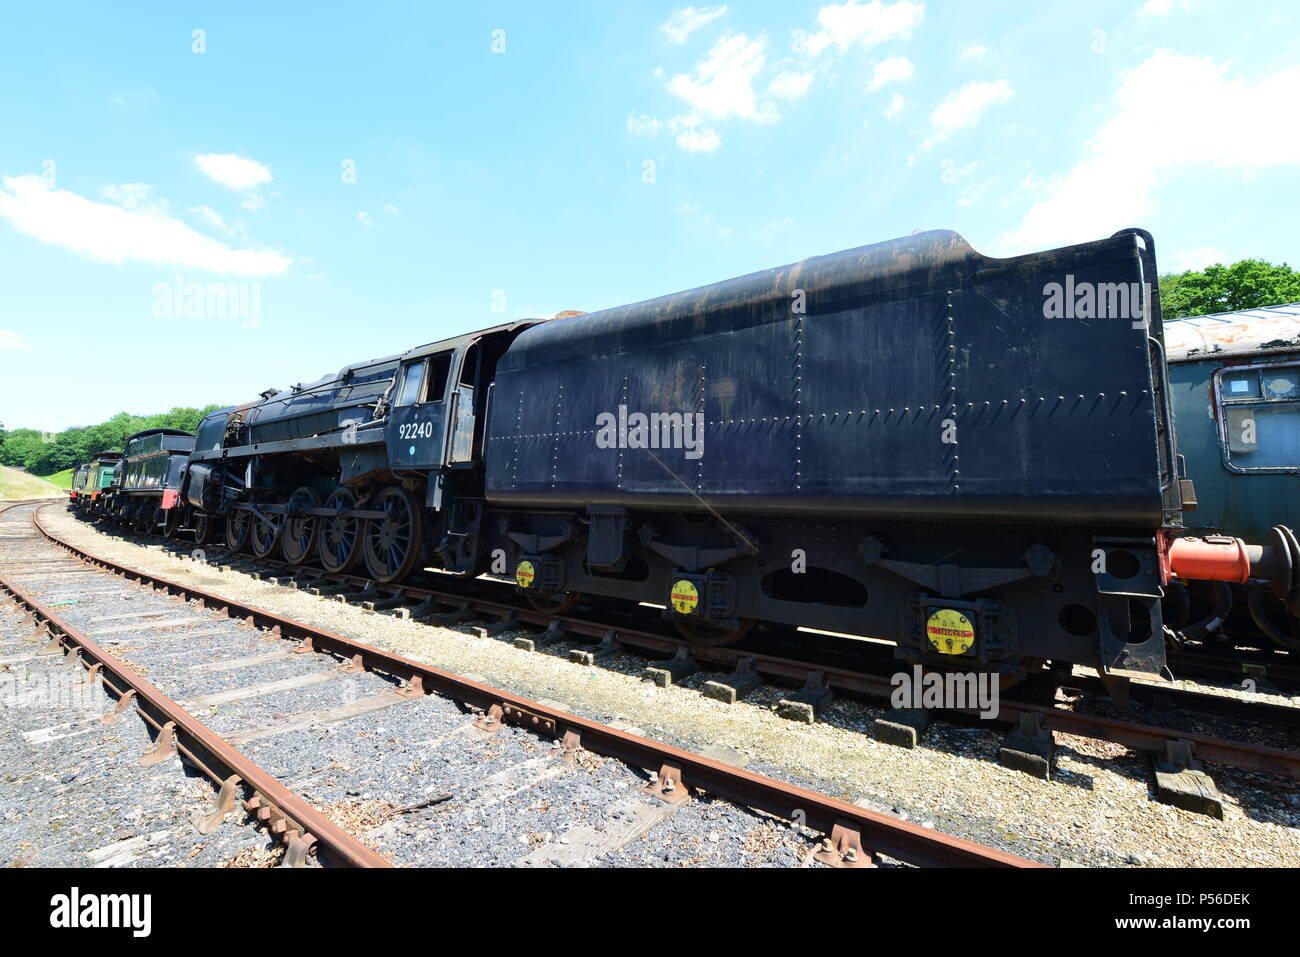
(900, 595, 1018, 667)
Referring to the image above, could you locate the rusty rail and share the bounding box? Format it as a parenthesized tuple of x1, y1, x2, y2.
(46, 505, 1300, 781)
(0, 498, 49, 517)
(29, 504, 1038, 867)
(0, 568, 391, 868)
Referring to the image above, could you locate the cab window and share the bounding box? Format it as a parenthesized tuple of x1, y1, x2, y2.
(396, 352, 452, 407)
(428, 353, 451, 399)
(396, 361, 425, 406)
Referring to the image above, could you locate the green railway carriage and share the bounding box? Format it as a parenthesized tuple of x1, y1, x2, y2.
(68, 452, 122, 513)
(88, 453, 121, 491)
(69, 464, 90, 506)
(1165, 303, 1300, 542)
(1165, 304, 1300, 648)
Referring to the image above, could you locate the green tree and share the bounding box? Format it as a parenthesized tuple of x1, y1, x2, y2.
(1160, 259, 1300, 320)
(0, 429, 46, 469)
(0, 404, 223, 475)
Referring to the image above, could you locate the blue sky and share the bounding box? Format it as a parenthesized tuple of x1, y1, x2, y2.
(2, 0, 1298, 432)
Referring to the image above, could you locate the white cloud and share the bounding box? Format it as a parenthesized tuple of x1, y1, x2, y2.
(923, 79, 1013, 148)
(0, 330, 29, 349)
(650, 5, 901, 153)
(805, 0, 924, 56)
(628, 109, 723, 152)
(649, 31, 780, 151)
(676, 124, 723, 152)
(0, 174, 290, 276)
(791, 29, 833, 57)
(190, 204, 234, 236)
(1172, 246, 1230, 271)
(662, 5, 728, 44)
(960, 44, 988, 61)
(627, 112, 664, 135)
(194, 153, 272, 191)
(357, 211, 371, 226)
(769, 69, 815, 100)
(382, 204, 401, 216)
(866, 55, 914, 91)
(99, 183, 157, 210)
(883, 93, 906, 118)
(667, 33, 777, 122)
(1000, 50, 1300, 253)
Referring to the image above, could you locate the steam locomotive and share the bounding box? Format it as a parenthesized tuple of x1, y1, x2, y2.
(74, 229, 1300, 685)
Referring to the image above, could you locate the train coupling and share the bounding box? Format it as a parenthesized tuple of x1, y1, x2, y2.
(1167, 526, 1300, 616)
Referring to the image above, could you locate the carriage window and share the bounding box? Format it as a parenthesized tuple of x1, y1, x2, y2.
(1222, 372, 1260, 400)
(1263, 371, 1299, 400)
(396, 361, 426, 406)
(1218, 363, 1300, 471)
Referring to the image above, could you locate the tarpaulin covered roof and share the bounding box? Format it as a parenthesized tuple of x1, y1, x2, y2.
(1165, 302, 1300, 361)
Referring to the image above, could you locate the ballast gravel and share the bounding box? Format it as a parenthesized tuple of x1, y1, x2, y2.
(19, 505, 1300, 867)
(2, 507, 819, 867)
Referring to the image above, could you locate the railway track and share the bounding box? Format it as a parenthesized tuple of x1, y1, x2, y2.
(1171, 643, 1300, 692)
(33, 506, 1300, 817)
(1, 501, 1036, 868)
(22, 501, 1300, 842)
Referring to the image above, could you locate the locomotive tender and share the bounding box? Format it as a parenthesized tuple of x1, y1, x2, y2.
(116, 429, 196, 535)
(77, 229, 1300, 684)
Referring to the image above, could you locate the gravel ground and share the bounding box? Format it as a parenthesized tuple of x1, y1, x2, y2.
(26, 505, 1300, 867)
(2, 506, 824, 867)
(0, 531, 277, 866)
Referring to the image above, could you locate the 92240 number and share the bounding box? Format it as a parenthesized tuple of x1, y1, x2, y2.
(398, 420, 436, 440)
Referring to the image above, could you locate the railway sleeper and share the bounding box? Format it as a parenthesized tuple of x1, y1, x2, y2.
(1151, 740, 1225, 819)
(701, 656, 764, 704)
(510, 619, 568, 651)
(643, 646, 699, 688)
(873, 707, 935, 749)
(568, 629, 622, 666)
(997, 712, 1056, 780)
(776, 670, 833, 724)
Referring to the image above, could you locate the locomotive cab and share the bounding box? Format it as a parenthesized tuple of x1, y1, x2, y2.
(385, 323, 536, 479)
(387, 348, 454, 473)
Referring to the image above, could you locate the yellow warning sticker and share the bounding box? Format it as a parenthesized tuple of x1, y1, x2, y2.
(670, 580, 700, 615)
(516, 560, 536, 589)
(926, 608, 975, 655)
